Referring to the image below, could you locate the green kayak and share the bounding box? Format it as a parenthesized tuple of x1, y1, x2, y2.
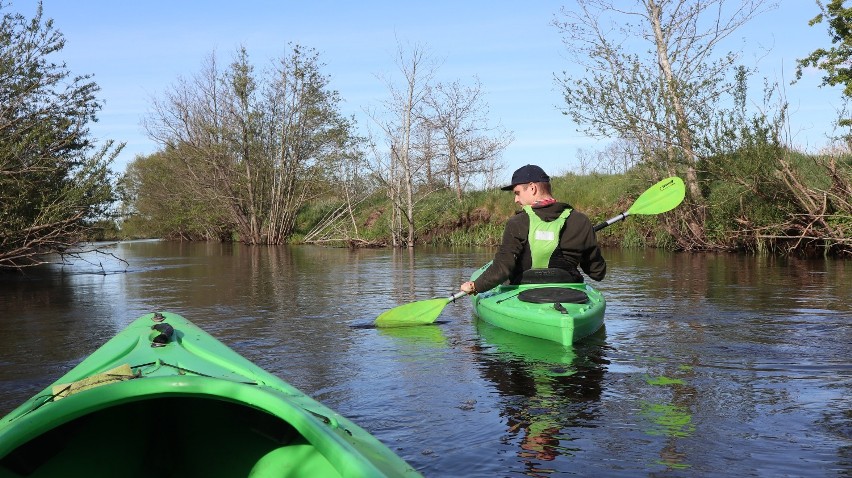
(470, 263, 606, 346)
(0, 312, 421, 478)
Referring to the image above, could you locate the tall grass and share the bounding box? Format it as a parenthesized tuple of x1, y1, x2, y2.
(293, 150, 851, 257)
(294, 172, 677, 248)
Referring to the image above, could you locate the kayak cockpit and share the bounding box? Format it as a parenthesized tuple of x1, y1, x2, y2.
(0, 396, 339, 478)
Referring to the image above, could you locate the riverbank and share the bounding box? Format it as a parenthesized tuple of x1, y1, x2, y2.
(111, 162, 851, 257)
(294, 173, 679, 250)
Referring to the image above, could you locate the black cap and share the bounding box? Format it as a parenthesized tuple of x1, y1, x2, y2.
(500, 164, 550, 191)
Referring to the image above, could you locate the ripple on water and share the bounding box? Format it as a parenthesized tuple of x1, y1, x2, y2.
(1, 245, 850, 477)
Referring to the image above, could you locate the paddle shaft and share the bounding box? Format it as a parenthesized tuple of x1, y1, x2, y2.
(593, 212, 628, 232)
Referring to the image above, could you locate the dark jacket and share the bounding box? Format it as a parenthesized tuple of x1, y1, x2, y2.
(473, 202, 606, 293)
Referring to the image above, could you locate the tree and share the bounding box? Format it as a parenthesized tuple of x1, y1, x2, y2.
(142, 53, 235, 238)
(141, 45, 359, 244)
(423, 78, 512, 200)
(0, 2, 121, 269)
(261, 45, 361, 244)
(367, 42, 510, 247)
(554, 0, 771, 250)
(119, 149, 231, 241)
(367, 41, 438, 248)
(796, 0, 852, 127)
(575, 139, 642, 175)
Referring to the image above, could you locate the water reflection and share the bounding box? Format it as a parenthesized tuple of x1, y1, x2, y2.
(600, 248, 851, 475)
(378, 324, 450, 348)
(473, 320, 608, 475)
(0, 243, 850, 476)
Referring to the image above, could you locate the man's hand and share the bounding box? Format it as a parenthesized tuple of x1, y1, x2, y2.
(460, 281, 477, 295)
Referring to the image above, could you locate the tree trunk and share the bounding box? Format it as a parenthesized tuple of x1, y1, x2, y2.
(647, 0, 706, 245)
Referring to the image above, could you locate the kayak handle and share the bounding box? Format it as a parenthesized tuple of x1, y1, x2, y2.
(151, 323, 174, 347)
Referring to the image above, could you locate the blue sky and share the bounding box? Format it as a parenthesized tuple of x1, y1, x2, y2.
(19, 1, 844, 182)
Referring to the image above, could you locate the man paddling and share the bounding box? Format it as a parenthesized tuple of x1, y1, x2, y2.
(460, 164, 606, 295)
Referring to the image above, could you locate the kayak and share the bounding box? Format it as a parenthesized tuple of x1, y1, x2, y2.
(0, 312, 421, 478)
(470, 263, 606, 346)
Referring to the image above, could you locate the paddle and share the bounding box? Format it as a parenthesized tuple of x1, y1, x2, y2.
(593, 176, 685, 231)
(374, 291, 467, 327)
(374, 176, 685, 328)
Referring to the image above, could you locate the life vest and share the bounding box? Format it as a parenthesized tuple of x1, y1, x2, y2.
(523, 205, 572, 269)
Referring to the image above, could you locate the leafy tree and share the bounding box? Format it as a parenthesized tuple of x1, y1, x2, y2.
(796, 0, 852, 127)
(141, 45, 359, 244)
(553, 0, 771, 250)
(119, 149, 231, 240)
(0, 2, 121, 268)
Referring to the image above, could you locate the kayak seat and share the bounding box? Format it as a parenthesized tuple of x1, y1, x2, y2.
(520, 268, 582, 284)
(517, 287, 589, 304)
(249, 444, 339, 477)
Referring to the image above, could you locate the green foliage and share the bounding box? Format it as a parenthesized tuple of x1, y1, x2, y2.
(305, 172, 677, 248)
(86, 219, 121, 242)
(797, 0, 852, 125)
(688, 69, 852, 256)
(0, 3, 120, 268)
(293, 199, 342, 237)
(552, 173, 623, 209)
(438, 222, 503, 247)
(127, 44, 362, 245)
(123, 147, 850, 257)
(620, 226, 646, 249)
(119, 149, 230, 241)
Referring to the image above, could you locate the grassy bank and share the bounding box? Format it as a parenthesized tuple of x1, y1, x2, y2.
(294, 172, 676, 249)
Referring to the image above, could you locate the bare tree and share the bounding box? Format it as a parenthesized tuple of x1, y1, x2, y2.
(365, 42, 512, 246)
(554, 0, 772, 249)
(423, 78, 512, 200)
(367, 41, 438, 248)
(574, 148, 593, 175)
(412, 124, 441, 188)
(144, 53, 245, 238)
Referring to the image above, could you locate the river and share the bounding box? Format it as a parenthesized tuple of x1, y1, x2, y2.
(0, 241, 849, 476)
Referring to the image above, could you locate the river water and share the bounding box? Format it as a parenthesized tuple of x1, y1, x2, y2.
(0, 241, 849, 477)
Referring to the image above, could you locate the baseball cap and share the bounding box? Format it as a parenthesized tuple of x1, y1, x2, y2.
(500, 164, 550, 191)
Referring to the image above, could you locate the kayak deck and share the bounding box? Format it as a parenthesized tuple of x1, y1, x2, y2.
(0, 312, 421, 478)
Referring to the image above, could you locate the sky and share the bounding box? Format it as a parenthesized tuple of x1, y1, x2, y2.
(14, 1, 845, 184)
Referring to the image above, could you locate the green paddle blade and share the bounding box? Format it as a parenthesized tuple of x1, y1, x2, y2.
(627, 176, 685, 215)
(375, 291, 467, 327)
(594, 176, 686, 231)
(374, 297, 451, 327)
